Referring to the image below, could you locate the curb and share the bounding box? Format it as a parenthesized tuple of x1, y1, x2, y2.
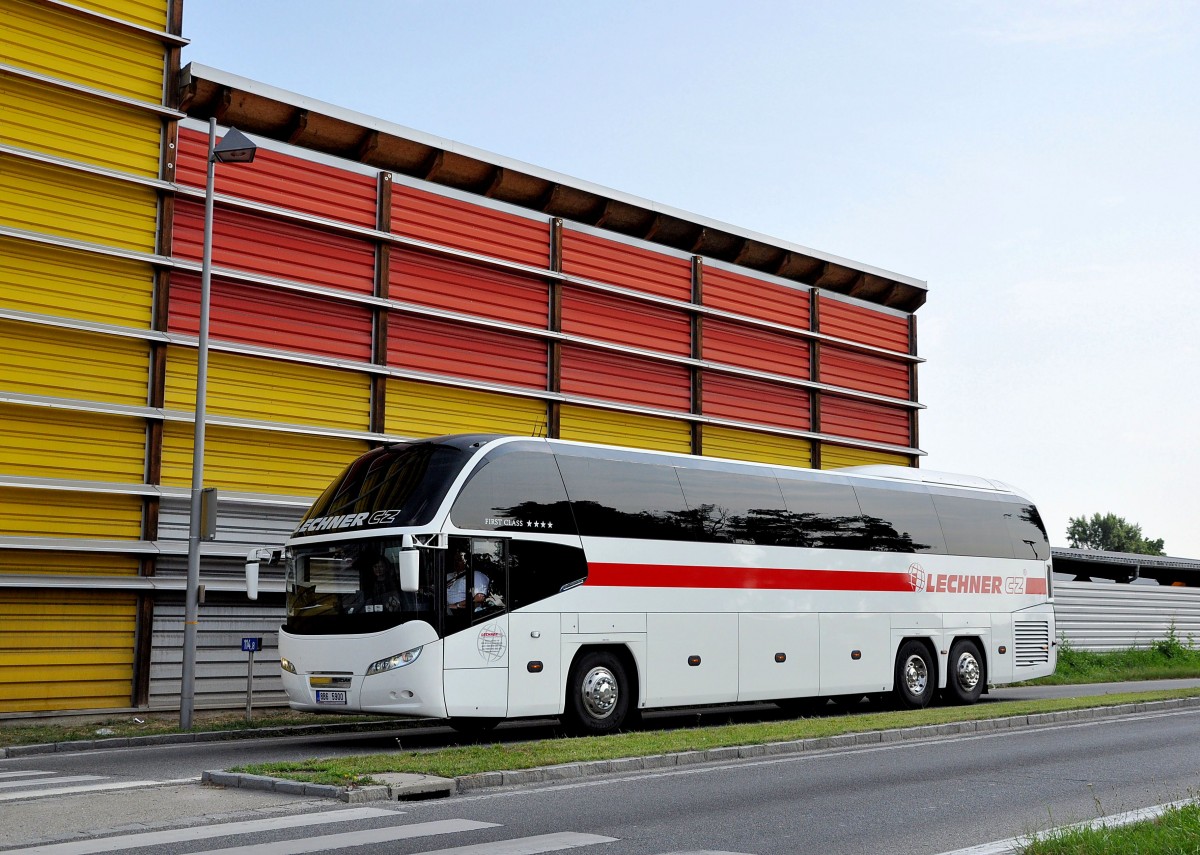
(200, 696, 1200, 802)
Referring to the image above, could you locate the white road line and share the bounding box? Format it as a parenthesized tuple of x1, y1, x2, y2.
(0, 771, 55, 779)
(3, 807, 398, 854)
(0, 775, 105, 790)
(933, 798, 1198, 855)
(184, 819, 501, 855)
(403, 832, 617, 855)
(0, 777, 199, 802)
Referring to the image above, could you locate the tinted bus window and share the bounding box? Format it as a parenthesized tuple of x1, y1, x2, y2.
(852, 486, 946, 554)
(557, 455, 696, 540)
(509, 540, 589, 610)
(675, 467, 789, 544)
(931, 493, 1015, 559)
(1003, 502, 1050, 560)
(776, 477, 865, 549)
(450, 448, 577, 534)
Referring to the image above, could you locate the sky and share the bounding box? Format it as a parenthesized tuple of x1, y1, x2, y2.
(181, 2, 1200, 557)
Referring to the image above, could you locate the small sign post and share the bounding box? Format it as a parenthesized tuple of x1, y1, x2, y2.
(241, 637, 262, 720)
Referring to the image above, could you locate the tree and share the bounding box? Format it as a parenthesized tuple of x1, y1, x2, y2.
(1066, 513, 1165, 555)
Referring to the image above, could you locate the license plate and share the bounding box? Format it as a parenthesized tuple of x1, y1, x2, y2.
(315, 690, 347, 705)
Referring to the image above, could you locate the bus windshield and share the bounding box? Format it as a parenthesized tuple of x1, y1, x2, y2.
(285, 538, 440, 635)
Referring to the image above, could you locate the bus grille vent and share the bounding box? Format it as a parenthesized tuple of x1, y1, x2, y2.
(1014, 621, 1051, 666)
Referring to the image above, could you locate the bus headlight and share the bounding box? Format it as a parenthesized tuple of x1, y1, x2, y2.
(280, 657, 297, 674)
(366, 646, 422, 675)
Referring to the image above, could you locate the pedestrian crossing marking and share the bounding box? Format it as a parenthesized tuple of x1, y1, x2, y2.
(179, 819, 503, 855)
(0, 776, 106, 791)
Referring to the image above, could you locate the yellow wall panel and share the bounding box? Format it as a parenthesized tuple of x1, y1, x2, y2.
(0, 551, 139, 577)
(820, 444, 912, 470)
(161, 422, 368, 495)
(71, 0, 169, 30)
(0, 488, 142, 539)
(2, 0, 165, 103)
(0, 590, 135, 712)
(385, 379, 547, 438)
(702, 424, 813, 468)
(0, 75, 162, 178)
(559, 405, 692, 454)
(0, 404, 146, 481)
(0, 157, 158, 252)
(0, 237, 154, 327)
(164, 348, 371, 431)
(0, 320, 149, 405)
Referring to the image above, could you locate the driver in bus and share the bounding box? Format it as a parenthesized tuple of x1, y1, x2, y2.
(446, 551, 490, 611)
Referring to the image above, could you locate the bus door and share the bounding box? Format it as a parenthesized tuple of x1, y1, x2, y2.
(442, 536, 509, 717)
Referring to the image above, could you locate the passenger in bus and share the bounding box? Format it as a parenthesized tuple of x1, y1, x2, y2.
(446, 551, 490, 612)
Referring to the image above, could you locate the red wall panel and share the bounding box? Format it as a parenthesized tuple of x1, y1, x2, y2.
(820, 346, 910, 399)
(561, 230, 691, 302)
(390, 250, 547, 328)
(703, 372, 810, 431)
(819, 297, 910, 352)
(560, 345, 691, 412)
(174, 201, 376, 295)
(562, 287, 691, 356)
(388, 314, 547, 389)
(169, 273, 373, 362)
(703, 266, 809, 329)
(820, 396, 911, 447)
(392, 185, 549, 268)
(175, 128, 378, 228)
(703, 318, 810, 380)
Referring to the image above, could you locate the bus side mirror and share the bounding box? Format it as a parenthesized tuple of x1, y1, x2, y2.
(244, 547, 281, 600)
(398, 550, 419, 593)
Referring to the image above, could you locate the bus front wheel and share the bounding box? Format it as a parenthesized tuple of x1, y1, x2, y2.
(946, 639, 984, 704)
(564, 650, 631, 736)
(893, 640, 935, 709)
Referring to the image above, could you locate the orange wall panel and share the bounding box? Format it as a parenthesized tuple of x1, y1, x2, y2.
(820, 396, 911, 447)
(819, 297, 910, 352)
(392, 185, 549, 268)
(703, 266, 809, 329)
(703, 318, 810, 380)
(562, 287, 691, 356)
(703, 373, 810, 431)
(390, 250, 547, 327)
(561, 230, 691, 301)
(820, 346, 910, 399)
(560, 346, 691, 412)
(388, 314, 547, 389)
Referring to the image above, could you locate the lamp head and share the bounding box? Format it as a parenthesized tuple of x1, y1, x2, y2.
(212, 126, 257, 164)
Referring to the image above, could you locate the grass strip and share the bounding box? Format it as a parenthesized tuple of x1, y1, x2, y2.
(233, 687, 1200, 787)
(1018, 801, 1200, 854)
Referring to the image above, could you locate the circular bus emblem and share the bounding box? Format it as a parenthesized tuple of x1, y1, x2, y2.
(908, 562, 927, 593)
(477, 623, 507, 663)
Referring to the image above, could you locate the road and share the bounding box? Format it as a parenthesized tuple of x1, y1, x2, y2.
(1, 680, 1199, 853)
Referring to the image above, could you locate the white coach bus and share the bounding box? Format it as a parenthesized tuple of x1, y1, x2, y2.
(261, 434, 1055, 734)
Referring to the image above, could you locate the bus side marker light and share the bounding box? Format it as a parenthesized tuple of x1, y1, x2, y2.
(775, 652, 787, 663)
(851, 650, 862, 660)
(998, 645, 1007, 654)
(527, 661, 543, 673)
(688, 655, 701, 666)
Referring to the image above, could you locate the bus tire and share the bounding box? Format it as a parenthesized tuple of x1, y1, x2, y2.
(893, 640, 935, 709)
(946, 639, 985, 704)
(564, 649, 631, 736)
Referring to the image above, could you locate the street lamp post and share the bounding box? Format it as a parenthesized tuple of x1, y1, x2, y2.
(180, 119, 257, 729)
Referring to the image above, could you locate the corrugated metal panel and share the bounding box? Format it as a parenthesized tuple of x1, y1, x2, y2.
(389, 314, 547, 390)
(0, 589, 136, 713)
(0, 551, 139, 577)
(703, 318, 810, 380)
(164, 348, 371, 431)
(1055, 581, 1200, 652)
(0, 488, 142, 539)
(819, 296, 910, 352)
(0, 404, 146, 481)
(561, 345, 691, 412)
(559, 404, 692, 453)
(0, 74, 162, 178)
(562, 287, 691, 356)
(390, 250, 548, 327)
(155, 495, 303, 583)
(160, 423, 368, 495)
(392, 184, 549, 268)
(561, 229, 692, 301)
(820, 443, 911, 469)
(172, 201, 376, 295)
(0, 237, 154, 328)
(168, 273, 373, 362)
(386, 379, 547, 437)
(703, 266, 809, 329)
(2, 0, 166, 103)
(176, 127, 378, 227)
(702, 424, 812, 468)
(1, 156, 158, 252)
(703, 372, 810, 431)
(0, 320, 149, 405)
(149, 598, 287, 711)
(71, 0, 169, 29)
(820, 396, 910, 447)
(820, 345, 910, 399)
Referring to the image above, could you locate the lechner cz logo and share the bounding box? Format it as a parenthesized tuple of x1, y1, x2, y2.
(908, 562, 1044, 595)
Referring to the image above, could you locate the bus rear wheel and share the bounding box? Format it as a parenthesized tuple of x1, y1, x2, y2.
(564, 650, 631, 736)
(893, 640, 935, 709)
(946, 639, 984, 704)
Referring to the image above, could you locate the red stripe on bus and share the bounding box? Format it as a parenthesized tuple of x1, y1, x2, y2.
(1025, 577, 1048, 595)
(585, 563, 914, 592)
